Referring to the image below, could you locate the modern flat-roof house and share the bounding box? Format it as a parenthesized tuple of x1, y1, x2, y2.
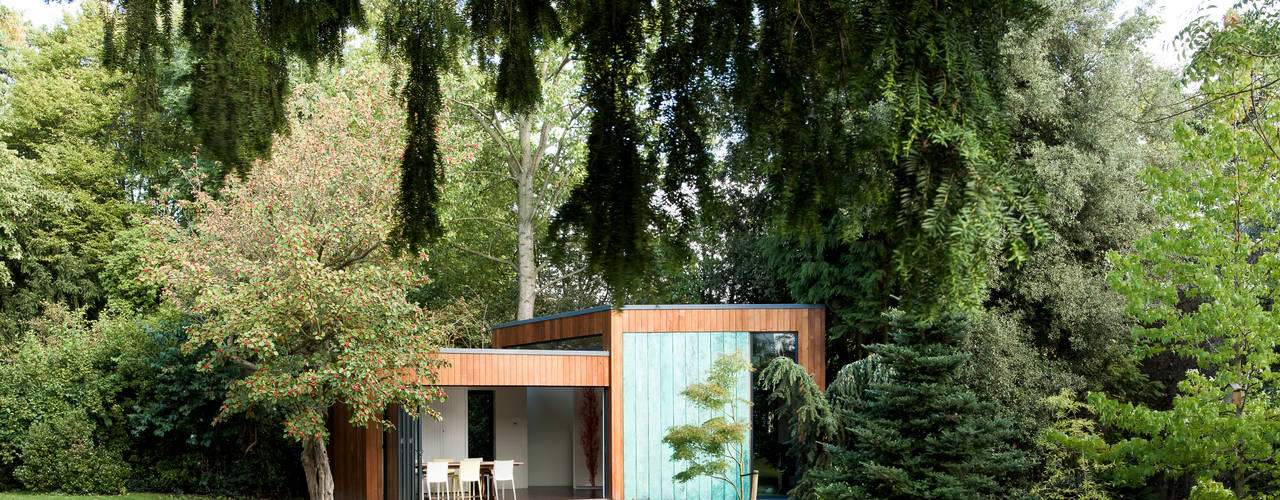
(329, 304, 826, 500)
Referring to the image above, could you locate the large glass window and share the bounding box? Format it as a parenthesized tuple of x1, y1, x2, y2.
(750, 332, 798, 497)
(467, 390, 494, 460)
(507, 334, 603, 350)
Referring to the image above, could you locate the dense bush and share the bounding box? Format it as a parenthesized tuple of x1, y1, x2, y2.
(0, 304, 121, 490)
(0, 304, 305, 496)
(15, 411, 129, 494)
(110, 311, 306, 496)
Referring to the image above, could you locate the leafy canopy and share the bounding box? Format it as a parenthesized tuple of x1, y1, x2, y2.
(104, 0, 1049, 305)
(143, 65, 447, 442)
(0, 4, 145, 340)
(1083, 4, 1280, 497)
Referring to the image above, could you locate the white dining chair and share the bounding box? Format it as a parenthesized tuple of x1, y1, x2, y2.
(458, 458, 484, 500)
(490, 460, 516, 500)
(423, 461, 453, 500)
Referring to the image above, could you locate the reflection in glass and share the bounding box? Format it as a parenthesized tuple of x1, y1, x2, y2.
(751, 332, 798, 496)
(467, 390, 495, 461)
(507, 334, 603, 350)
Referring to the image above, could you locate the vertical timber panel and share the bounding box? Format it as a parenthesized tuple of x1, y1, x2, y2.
(608, 310, 625, 499)
(329, 404, 386, 500)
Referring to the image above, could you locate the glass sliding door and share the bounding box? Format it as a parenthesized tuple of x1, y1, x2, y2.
(397, 406, 421, 500)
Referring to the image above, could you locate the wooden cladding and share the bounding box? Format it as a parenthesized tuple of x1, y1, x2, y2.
(619, 307, 826, 389)
(328, 404, 383, 500)
(428, 351, 609, 387)
(503, 304, 827, 500)
(494, 305, 827, 389)
(492, 308, 612, 348)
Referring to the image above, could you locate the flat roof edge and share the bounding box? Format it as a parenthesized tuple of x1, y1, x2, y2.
(437, 347, 608, 356)
(620, 304, 824, 310)
(489, 303, 824, 330)
(490, 305, 612, 330)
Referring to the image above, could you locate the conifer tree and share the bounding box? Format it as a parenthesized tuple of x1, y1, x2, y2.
(815, 313, 1031, 499)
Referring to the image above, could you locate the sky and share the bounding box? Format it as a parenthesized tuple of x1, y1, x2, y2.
(0, 0, 1234, 70)
(1117, 0, 1229, 69)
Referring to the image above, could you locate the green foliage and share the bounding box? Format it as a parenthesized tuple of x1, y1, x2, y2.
(0, 5, 144, 341)
(100, 227, 162, 315)
(0, 305, 113, 485)
(0, 149, 65, 294)
(740, 0, 1048, 314)
(14, 410, 129, 495)
(988, 0, 1175, 397)
(662, 352, 752, 500)
(466, 0, 563, 114)
(646, 0, 726, 231)
(1086, 42, 1280, 500)
(426, 42, 590, 323)
(144, 65, 448, 447)
(1035, 390, 1113, 500)
(815, 313, 1032, 499)
(107, 310, 305, 496)
(549, 0, 654, 296)
(1081, 6, 1280, 497)
(105, 0, 1054, 302)
(105, 0, 364, 182)
(377, 0, 464, 248)
(765, 230, 892, 366)
(756, 356, 836, 499)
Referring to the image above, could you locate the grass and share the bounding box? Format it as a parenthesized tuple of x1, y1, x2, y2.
(0, 494, 204, 500)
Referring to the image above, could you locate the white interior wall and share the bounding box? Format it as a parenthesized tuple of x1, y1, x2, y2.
(416, 386, 562, 489)
(493, 387, 530, 487)
(420, 387, 468, 461)
(526, 387, 574, 486)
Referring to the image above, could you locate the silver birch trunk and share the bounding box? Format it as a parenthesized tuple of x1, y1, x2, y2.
(515, 115, 538, 320)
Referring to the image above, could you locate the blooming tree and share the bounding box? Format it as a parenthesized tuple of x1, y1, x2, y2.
(144, 64, 447, 500)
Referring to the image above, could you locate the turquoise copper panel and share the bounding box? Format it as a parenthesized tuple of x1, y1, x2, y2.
(623, 331, 751, 500)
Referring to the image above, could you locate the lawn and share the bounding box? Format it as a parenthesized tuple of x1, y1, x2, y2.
(0, 494, 202, 500)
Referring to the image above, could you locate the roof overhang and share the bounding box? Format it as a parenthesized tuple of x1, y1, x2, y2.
(426, 348, 609, 387)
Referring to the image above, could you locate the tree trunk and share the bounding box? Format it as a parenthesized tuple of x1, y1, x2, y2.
(302, 437, 335, 500)
(515, 114, 537, 320)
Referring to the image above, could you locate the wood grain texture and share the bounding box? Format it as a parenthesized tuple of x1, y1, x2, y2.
(492, 309, 612, 348)
(328, 403, 383, 500)
(425, 351, 609, 387)
(607, 309, 624, 500)
(472, 305, 822, 499)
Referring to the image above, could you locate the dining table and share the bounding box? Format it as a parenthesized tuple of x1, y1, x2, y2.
(419, 460, 525, 470)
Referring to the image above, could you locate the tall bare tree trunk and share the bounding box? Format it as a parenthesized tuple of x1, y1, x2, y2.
(302, 437, 335, 500)
(515, 115, 537, 320)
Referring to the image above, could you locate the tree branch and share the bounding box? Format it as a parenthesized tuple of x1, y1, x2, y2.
(452, 217, 516, 230)
(454, 98, 519, 161)
(451, 243, 515, 269)
(330, 244, 379, 271)
(1135, 75, 1280, 124)
(546, 49, 574, 86)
